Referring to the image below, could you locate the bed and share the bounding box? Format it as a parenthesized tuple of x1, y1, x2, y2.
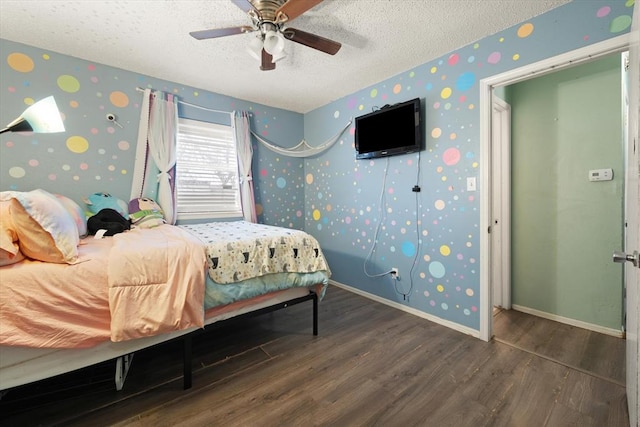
(0, 192, 330, 393)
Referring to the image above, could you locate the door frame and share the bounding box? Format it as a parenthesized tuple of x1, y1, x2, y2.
(478, 33, 634, 342)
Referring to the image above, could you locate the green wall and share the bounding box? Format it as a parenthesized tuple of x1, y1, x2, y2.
(510, 55, 624, 330)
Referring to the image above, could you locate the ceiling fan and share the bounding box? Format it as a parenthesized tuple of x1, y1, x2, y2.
(189, 0, 342, 71)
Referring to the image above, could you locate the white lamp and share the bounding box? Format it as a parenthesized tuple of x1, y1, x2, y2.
(247, 35, 264, 61)
(263, 30, 285, 56)
(0, 96, 65, 135)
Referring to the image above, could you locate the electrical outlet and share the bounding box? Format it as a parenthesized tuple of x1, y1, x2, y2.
(391, 267, 399, 279)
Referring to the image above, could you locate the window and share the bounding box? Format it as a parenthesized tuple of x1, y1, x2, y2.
(176, 118, 241, 219)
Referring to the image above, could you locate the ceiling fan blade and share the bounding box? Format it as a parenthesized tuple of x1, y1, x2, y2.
(190, 26, 253, 40)
(260, 49, 276, 71)
(275, 0, 323, 23)
(283, 27, 341, 55)
(231, 0, 258, 14)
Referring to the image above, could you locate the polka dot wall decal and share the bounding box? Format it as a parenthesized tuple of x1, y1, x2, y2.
(276, 177, 286, 188)
(437, 284, 444, 292)
(440, 87, 452, 99)
(23, 97, 34, 106)
(393, 84, 402, 94)
(487, 52, 501, 64)
(610, 15, 632, 33)
(467, 55, 475, 63)
(448, 53, 459, 66)
(517, 23, 534, 38)
(466, 288, 474, 296)
(626, 0, 634, 6)
(434, 200, 445, 210)
(306, 173, 314, 184)
(370, 88, 378, 98)
(512, 54, 520, 61)
(455, 72, 476, 91)
(313, 209, 321, 220)
(28, 159, 39, 167)
(401, 241, 416, 257)
(431, 128, 442, 138)
(66, 136, 89, 154)
(9, 167, 26, 178)
(596, 6, 611, 18)
(57, 75, 80, 93)
(7, 53, 34, 72)
(431, 66, 437, 74)
(440, 245, 451, 256)
(443, 147, 461, 166)
(441, 303, 448, 310)
(42, 54, 50, 60)
(109, 91, 129, 107)
(429, 261, 445, 278)
(334, 110, 340, 118)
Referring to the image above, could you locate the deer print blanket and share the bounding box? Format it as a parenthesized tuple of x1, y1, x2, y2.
(179, 221, 330, 285)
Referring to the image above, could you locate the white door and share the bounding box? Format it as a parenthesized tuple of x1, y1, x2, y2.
(619, 9, 639, 424)
(491, 96, 511, 310)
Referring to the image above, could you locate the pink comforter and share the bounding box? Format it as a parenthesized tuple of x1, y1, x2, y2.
(0, 225, 207, 348)
(108, 225, 207, 342)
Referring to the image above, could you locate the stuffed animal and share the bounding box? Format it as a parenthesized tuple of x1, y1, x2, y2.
(87, 208, 130, 236)
(83, 192, 129, 219)
(128, 197, 165, 229)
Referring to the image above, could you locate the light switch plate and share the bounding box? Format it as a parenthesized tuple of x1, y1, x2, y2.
(467, 177, 477, 191)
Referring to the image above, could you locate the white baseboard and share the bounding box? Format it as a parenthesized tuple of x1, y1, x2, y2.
(329, 280, 480, 339)
(511, 304, 624, 338)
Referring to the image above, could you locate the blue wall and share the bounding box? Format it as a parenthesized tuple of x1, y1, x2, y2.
(0, 0, 635, 334)
(303, 0, 635, 331)
(0, 39, 306, 229)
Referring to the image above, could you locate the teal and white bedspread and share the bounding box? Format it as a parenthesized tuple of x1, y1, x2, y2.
(179, 221, 331, 310)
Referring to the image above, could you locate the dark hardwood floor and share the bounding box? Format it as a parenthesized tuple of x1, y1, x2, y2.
(0, 286, 629, 427)
(493, 307, 626, 386)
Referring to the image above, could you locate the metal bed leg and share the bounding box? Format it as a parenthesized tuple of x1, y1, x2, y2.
(114, 353, 134, 391)
(313, 291, 318, 336)
(183, 334, 192, 390)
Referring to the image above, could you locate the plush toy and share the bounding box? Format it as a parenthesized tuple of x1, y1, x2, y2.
(83, 192, 129, 219)
(128, 197, 165, 229)
(87, 208, 130, 236)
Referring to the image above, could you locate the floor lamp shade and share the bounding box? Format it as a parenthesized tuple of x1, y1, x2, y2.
(0, 96, 65, 135)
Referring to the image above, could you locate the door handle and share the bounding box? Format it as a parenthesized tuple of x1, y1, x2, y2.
(613, 250, 639, 267)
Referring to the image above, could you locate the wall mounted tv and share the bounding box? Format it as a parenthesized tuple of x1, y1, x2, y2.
(354, 97, 423, 160)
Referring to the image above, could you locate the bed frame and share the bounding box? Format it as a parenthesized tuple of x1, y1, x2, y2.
(0, 287, 319, 394)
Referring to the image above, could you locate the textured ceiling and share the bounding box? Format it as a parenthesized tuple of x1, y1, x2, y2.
(0, 0, 570, 113)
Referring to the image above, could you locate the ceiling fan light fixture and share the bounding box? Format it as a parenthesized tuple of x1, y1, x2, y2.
(272, 49, 287, 63)
(247, 36, 263, 61)
(263, 30, 285, 55)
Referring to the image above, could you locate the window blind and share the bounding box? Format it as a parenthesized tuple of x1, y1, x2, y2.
(176, 118, 241, 219)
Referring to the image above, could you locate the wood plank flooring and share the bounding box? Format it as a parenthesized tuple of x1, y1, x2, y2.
(493, 307, 626, 386)
(0, 286, 629, 427)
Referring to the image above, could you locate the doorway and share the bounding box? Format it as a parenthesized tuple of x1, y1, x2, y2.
(493, 53, 626, 336)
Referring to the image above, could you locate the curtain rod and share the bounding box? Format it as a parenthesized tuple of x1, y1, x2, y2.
(135, 87, 233, 116)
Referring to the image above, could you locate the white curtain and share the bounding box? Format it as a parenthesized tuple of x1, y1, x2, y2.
(233, 111, 257, 223)
(130, 88, 178, 224)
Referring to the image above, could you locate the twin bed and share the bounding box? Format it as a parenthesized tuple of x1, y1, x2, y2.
(0, 214, 330, 393)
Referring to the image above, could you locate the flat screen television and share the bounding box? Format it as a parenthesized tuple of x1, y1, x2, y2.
(355, 97, 422, 160)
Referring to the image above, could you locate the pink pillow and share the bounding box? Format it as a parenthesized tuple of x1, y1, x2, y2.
(0, 200, 23, 266)
(0, 189, 79, 264)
